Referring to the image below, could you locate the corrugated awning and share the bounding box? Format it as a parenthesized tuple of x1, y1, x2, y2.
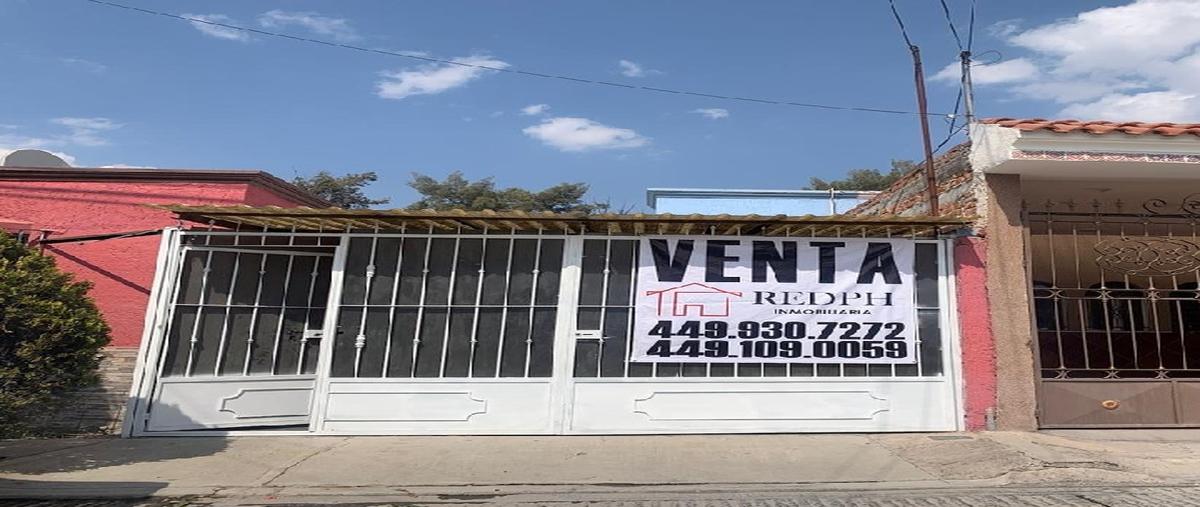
(157, 204, 973, 237)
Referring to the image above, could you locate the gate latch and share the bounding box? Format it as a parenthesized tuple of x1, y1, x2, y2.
(303, 329, 324, 341)
(574, 330, 603, 340)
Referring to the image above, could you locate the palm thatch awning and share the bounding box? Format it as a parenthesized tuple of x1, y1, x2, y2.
(157, 205, 972, 237)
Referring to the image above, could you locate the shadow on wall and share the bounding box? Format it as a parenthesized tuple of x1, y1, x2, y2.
(45, 246, 151, 296)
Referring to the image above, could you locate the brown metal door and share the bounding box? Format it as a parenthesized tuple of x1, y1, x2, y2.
(1028, 200, 1200, 427)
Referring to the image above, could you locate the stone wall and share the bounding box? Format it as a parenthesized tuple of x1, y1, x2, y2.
(847, 142, 976, 217)
(35, 347, 138, 435)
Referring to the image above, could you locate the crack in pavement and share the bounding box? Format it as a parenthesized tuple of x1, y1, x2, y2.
(258, 438, 350, 486)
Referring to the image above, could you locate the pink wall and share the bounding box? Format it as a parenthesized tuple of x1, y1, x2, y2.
(0, 179, 310, 348)
(954, 236, 997, 430)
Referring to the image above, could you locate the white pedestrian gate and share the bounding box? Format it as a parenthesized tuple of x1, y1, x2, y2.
(127, 228, 962, 436)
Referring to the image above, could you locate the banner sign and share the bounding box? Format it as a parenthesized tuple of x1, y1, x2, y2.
(631, 237, 917, 364)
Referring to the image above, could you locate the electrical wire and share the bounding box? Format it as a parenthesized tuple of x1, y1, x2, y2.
(934, 122, 967, 153)
(937, 0, 964, 51)
(966, 0, 976, 52)
(887, 0, 916, 49)
(935, 87, 964, 153)
(82, 0, 951, 118)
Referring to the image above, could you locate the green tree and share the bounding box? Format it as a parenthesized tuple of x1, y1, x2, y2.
(0, 233, 110, 437)
(293, 171, 390, 209)
(406, 171, 608, 214)
(807, 160, 917, 191)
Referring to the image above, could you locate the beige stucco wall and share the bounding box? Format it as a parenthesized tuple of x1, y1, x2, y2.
(983, 173, 1039, 430)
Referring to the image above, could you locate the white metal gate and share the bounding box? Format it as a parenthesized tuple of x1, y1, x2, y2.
(128, 230, 337, 434)
(129, 229, 962, 435)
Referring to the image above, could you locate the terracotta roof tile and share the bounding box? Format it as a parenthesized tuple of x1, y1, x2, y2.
(982, 118, 1200, 138)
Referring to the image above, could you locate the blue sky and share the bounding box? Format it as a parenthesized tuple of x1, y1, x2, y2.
(2, 0, 1194, 209)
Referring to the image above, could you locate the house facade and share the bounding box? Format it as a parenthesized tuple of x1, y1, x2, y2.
(851, 118, 1200, 429)
(0, 166, 327, 433)
(48, 117, 1200, 437)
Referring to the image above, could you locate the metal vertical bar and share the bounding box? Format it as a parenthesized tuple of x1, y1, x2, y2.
(269, 255, 297, 374)
(381, 234, 406, 377)
(1071, 220, 1091, 370)
(183, 249, 216, 377)
(494, 234, 517, 377)
(309, 235, 348, 432)
(352, 235, 380, 377)
(911, 227, 923, 377)
(1044, 212, 1066, 372)
(409, 230, 436, 376)
(467, 234, 489, 377)
(124, 228, 183, 437)
(212, 252, 242, 376)
(595, 237, 613, 375)
(623, 239, 638, 378)
(297, 252, 325, 375)
(1143, 218, 1165, 374)
(786, 227, 797, 378)
(886, 226, 897, 378)
(524, 235, 545, 378)
(437, 237, 463, 377)
(1182, 219, 1199, 371)
(242, 252, 270, 375)
(1094, 211, 1117, 372)
(1118, 221, 1141, 370)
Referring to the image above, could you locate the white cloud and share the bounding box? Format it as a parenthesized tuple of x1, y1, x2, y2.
(960, 0, 1200, 121)
(521, 103, 550, 116)
(618, 59, 661, 78)
(0, 117, 122, 153)
(1060, 91, 1198, 122)
(691, 108, 730, 120)
(988, 19, 1023, 38)
(522, 117, 649, 152)
(183, 13, 250, 42)
(258, 10, 359, 42)
(0, 133, 57, 149)
(51, 117, 122, 147)
(49, 151, 78, 166)
(60, 57, 107, 74)
(376, 55, 510, 100)
(933, 58, 1039, 85)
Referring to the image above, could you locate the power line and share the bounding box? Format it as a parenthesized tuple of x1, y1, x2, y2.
(82, 0, 951, 118)
(966, 0, 976, 51)
(887, 0, 916, 49)
(938, 0, 964, 50)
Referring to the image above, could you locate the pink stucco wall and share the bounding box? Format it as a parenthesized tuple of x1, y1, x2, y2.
(954, 236, 997, 430)
(0, 179, 310, 348)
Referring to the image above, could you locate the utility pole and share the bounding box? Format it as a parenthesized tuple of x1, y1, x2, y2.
(960, 50, 976, 125)
(909, 45, 939, 216)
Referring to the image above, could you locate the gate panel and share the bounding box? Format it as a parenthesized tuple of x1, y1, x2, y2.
(1028, 201, 1200, 427)
(143, 241, 334, 432)
(318, 234, 568, 434)
(565, 236, 959, 434)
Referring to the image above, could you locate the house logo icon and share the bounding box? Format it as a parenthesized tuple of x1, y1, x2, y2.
(645, 282, 743, 317)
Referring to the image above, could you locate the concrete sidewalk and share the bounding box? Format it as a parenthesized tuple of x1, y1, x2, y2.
(2, 431, 1199, 502)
